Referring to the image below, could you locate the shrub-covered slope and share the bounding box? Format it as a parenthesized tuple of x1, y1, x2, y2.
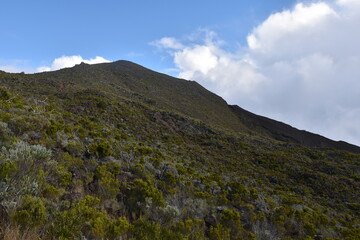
(0, 64, 359, 239)
(2, 61, 358, 153)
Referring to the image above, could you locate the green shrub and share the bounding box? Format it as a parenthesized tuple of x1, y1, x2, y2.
(0, 87, 11, 100)
(89, 215, 111, 238)
(10, 116, 46, 135)
(149, 156, 162, 168)
(55, 166, 72, 187)
(104, 161, 121, 176)
(95, 164, 120, 199)
(209, 224, 231, 240)
(219, 209, 242, 239)
(13, 195, 47, 228)
(46, 119, 64, 136)
(304, 222, 316, 236)
(90, 140, 113, 158)
(126, 179, 165, 213)
(51, 195, 115, 238)
(227, 181, 250, 203)
(173, 218, 205, 240)
(135, 145, 153, 156)
(108, 217, 130, 239)
(43, 184, 62, 200)
(0, 160, 17, 181)
(52, 195, 128, 239)
(163, 172, 177, 186)
(64, 141, 84, 156)
(131, 218, 161, 240)
(60, 152, 83, 170)
(341, 228, 360, 240)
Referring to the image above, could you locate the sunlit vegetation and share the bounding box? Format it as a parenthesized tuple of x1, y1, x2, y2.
(0, 65, 359, 239)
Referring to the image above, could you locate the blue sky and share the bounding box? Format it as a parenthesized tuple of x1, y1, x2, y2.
(1, 0, 297, 72)
(1, 0, 360, 146)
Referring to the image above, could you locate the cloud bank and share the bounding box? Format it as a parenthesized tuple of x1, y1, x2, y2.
(37, 55, 110, 72)
(154, 0, 360, 146)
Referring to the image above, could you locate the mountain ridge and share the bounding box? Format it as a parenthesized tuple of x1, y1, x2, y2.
(1, 60, 359, 152)
(228, 105, 360, 153)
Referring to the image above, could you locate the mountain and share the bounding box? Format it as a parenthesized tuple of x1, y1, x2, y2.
(3, 60, 359, 152)
(44, 61, 360, 152)
(0, 61, 359, 239)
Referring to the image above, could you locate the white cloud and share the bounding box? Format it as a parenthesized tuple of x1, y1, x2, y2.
(0, 65, 25, 73)
(174, 44, 265, 101)
(0, 56, 110, 73)
(154, 0, 360, 146)
(37, 55, 110, 72)
(247, 2, 337, 56)
(175, 45, 219, 76)
(151, 37, 185, 50)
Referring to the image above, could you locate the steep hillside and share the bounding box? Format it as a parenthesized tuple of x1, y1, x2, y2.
(0, 63, 359, 239)
(2, 61, 248, 134)
(2, 61, 358, 152)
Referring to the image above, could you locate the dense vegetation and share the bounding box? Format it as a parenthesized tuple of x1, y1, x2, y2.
(0, 64, 359, 239)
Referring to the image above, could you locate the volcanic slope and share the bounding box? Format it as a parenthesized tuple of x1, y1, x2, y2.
(2, 60, 359, 152)
(0, 61, 359, 239)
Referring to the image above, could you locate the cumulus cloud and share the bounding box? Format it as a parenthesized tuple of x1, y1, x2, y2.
(151, 37, 185, 50)
(247, 2, 338, 59)
(154, 0, 360, 146)
(174, 44, 265, 101)
(37, 55, 110, 72)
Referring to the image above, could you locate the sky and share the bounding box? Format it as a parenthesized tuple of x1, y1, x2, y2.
(1, 0, 360, 146)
